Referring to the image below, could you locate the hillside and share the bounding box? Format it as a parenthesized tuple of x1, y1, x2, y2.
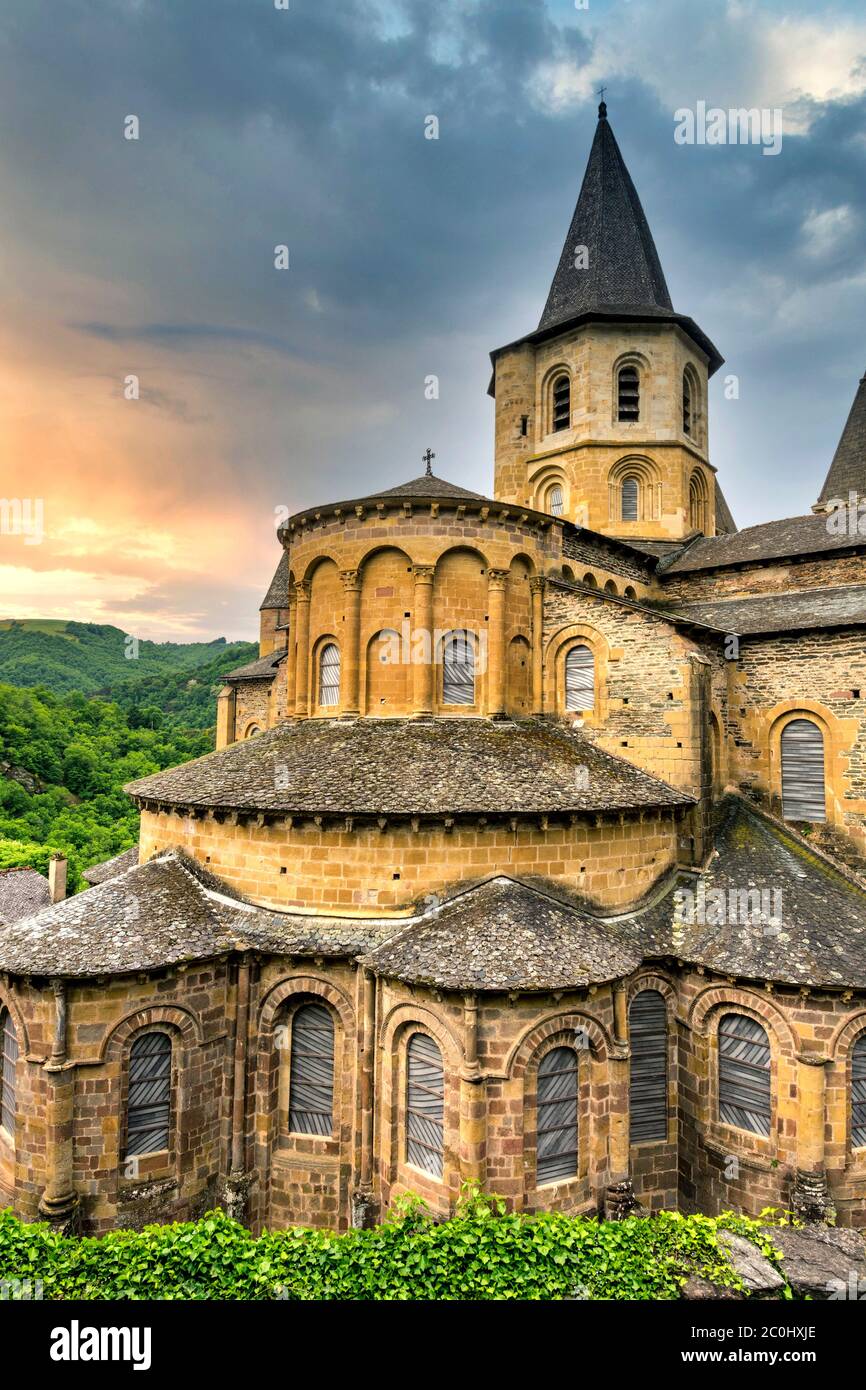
(0, 619, 256, 704)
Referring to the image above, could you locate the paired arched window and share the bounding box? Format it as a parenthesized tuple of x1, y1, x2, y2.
(718, 1013, 771, 1136)
(0, 1009, 18, 1137)
(547, 483, 564, 517)
(617, 365, 640, 422)
(442, 631, 475, 706)
(318, 643, 341, 708)
(852, 1035, 866, 1150)
(406, 1033, 444, 1178)
(552, 374, 570, 432)
(288, 1003, 335, 1137)
(565, 645, 594, 713)
(126, 1032, 172, 1157)
(537, 1047, 579, 1184)
(621, 476, 639, 521)
(781, 719, 826, 822)
(629, 990, 667, 1143)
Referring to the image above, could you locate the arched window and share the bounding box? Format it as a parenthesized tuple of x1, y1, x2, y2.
(406, 1033, 444, 1177)
(442, 631, 475, 706)
(618, 365, 640, 422)
(547, 483, 564, 517)
(624, 586, 637, 601)
(781, 719, 826, 822)
(565, 645, 594, 713)
(126, 1032, 172, 1157)
(603, 579, 618, 595)
(318, 643, 341, 708)
(629, 990, 667, 1143)
(289, 1002, 335, 1137)
(718, 1013, 771, 1136)
(852, 1035, 866, 1149)
(582, 572, 597, 588)
(552, 374, 570, 432)
(689, 471, 708, 534)
(245, 724, 262, 739)
(621, 476, 639, 521)
(537, 1047, 579, 1183)
(0, 1009, 18, 1136)
(683, 370, 692, 435)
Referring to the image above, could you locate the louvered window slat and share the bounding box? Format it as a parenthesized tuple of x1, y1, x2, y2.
(718, 1013, 771, 1137)
(442, 632, 475, 706)
(406, 1033, 444, 1177)
(621, 476, 639, 521)
(852, 1037, 866, 1149)
(629, 990, 667, 1143)
(548, 484, 564, 517)
(537, 1047, 579, 1184)
(319, 643, 341, 708)
(683, 374, 692, 435)
(781, 719, 826, 823)
(552, 375, 570, 432)
(618, 366, 640, 421)
(289, 1003, 335, 1137)
(565, 644, 594, 713)
(1, 1010, 18, 1136)
(126, 1032, 171, 1157)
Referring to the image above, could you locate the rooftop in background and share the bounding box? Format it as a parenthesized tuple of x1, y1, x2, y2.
(659, 585, 866, 636)
(82, 844, 139, 887)
(815, 369, 866, 510)
(661, 511, 866, 574)
(0, 866, 50, 926)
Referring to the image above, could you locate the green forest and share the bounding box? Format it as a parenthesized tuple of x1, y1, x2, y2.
(0, 622, 258, 890)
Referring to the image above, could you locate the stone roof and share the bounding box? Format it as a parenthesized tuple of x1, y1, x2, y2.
(816, 370, 866, 508)
(622, 798, 866, 990)
(539, 105, 673, 331)
(223, 651, 285, 683)
(126, 717, 694, 818)
(714, 479, 738, 535)
(661, 584, 866, 636)
(661, 512, 865, 574)
(260, 552, 289, 610)
(375, 472, 489, 502)
(82, 845, 140, 886)
(362, 876, 640, 991)
(0, 867, 50, 927)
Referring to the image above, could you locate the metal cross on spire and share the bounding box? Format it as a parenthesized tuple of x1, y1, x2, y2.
(422, 448, 435, 477)
(597, 85, 608, 119)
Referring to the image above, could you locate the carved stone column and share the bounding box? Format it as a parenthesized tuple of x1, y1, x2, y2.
(485, 569, 509, 717)
(352, 969, 378, 1229)
(792, 1053, 834, 1222)
(340, 569, 362, 716)
(459, 994, 486, 1188)
(38, 979, 79, 1232)
(411, 565, 435, 716)
(529, 576, 546, 715)
(293, 581, 311, 717)
(284, 584, 298, 717)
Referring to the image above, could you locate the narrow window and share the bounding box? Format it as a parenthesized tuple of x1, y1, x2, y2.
(621, 476, 639, 521)
(318, 642, 341, 708)
(442, 631, 475, 705)
(289, 1003, 335, 1137)
(781, 719, 826, 822)
(537, 1047, 579, 1183)
(552, 375, 570, 432)
(852, 1035, 866, 1149)
(547, 483, 564, 517)
(718, 1013, 771, 1136)
(0, 1009, 18, 1137)
(688, 474, 706, 533)
(565, 644, 594, 713)
(406, 1033, 444, 1177)
(618, 365, 639, 422)
(629, 990, 667, 1143)
(126, 1032, 172, 1157)
(624, 586, 637, 601)
(683, 371, 692, 435)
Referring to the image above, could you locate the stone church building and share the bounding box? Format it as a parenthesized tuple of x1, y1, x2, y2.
(3, 104, 866, 1236)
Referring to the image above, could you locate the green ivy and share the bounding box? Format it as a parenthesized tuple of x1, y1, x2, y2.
(0, 1192, 796, 1301)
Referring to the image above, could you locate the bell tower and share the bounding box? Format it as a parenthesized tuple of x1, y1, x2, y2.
(490, 102, 734, 541)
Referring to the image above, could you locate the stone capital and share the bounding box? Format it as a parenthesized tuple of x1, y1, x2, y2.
(340, 568, 362, 591)
(529, 576, 547, 594)
(294, 580, 311, 603)
(411, 564, 435, 583)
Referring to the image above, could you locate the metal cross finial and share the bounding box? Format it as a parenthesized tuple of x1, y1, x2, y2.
(597, 85, 608, 119)
(597, 85, 606, 102)
(422, 448, 435, 477)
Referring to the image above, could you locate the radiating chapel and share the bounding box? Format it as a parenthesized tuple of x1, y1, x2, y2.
(5, 104, 866, 1235)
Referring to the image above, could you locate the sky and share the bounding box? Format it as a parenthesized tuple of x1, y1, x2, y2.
(1, 0, 865, 642)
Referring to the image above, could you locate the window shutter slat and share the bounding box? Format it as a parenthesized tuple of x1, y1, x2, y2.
(621, 476, 639, 520)
(629, 990, 667, 1143)
(852, 1037, 866, 1149)
(319, 643, 341, 708)
(565, 644, 594, 713)
(442, 632, 475, 706)
(407, 1033, 444, 1177)
(126, 1032, 171, 1157)
(289, 1003, 335, 1136)
(537, 1048, 579, 1184)
(1, 1010, 18, 1136)
(718, 1014, 771, 1136)
(781, 719, 826, 822)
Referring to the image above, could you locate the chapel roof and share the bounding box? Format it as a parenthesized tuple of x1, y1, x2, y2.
(660, 511, 866, 574)
(125, 716, 694, 818)
(0, 867, 50, 927)
(658, 584, 866, 636)
(816, 369, 866, 508)
(82, 844, 139, 886)
(222, 651, 285, 682)
(260, 552, 289, 610)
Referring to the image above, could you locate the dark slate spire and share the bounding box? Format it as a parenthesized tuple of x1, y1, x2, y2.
(538, 103, 674, 332)
(815, 369, 866, 509)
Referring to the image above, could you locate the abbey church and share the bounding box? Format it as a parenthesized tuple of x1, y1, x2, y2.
(3, 104, 866, 1235)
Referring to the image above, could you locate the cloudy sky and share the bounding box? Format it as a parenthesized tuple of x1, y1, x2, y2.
(1, 0, 865, 641)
